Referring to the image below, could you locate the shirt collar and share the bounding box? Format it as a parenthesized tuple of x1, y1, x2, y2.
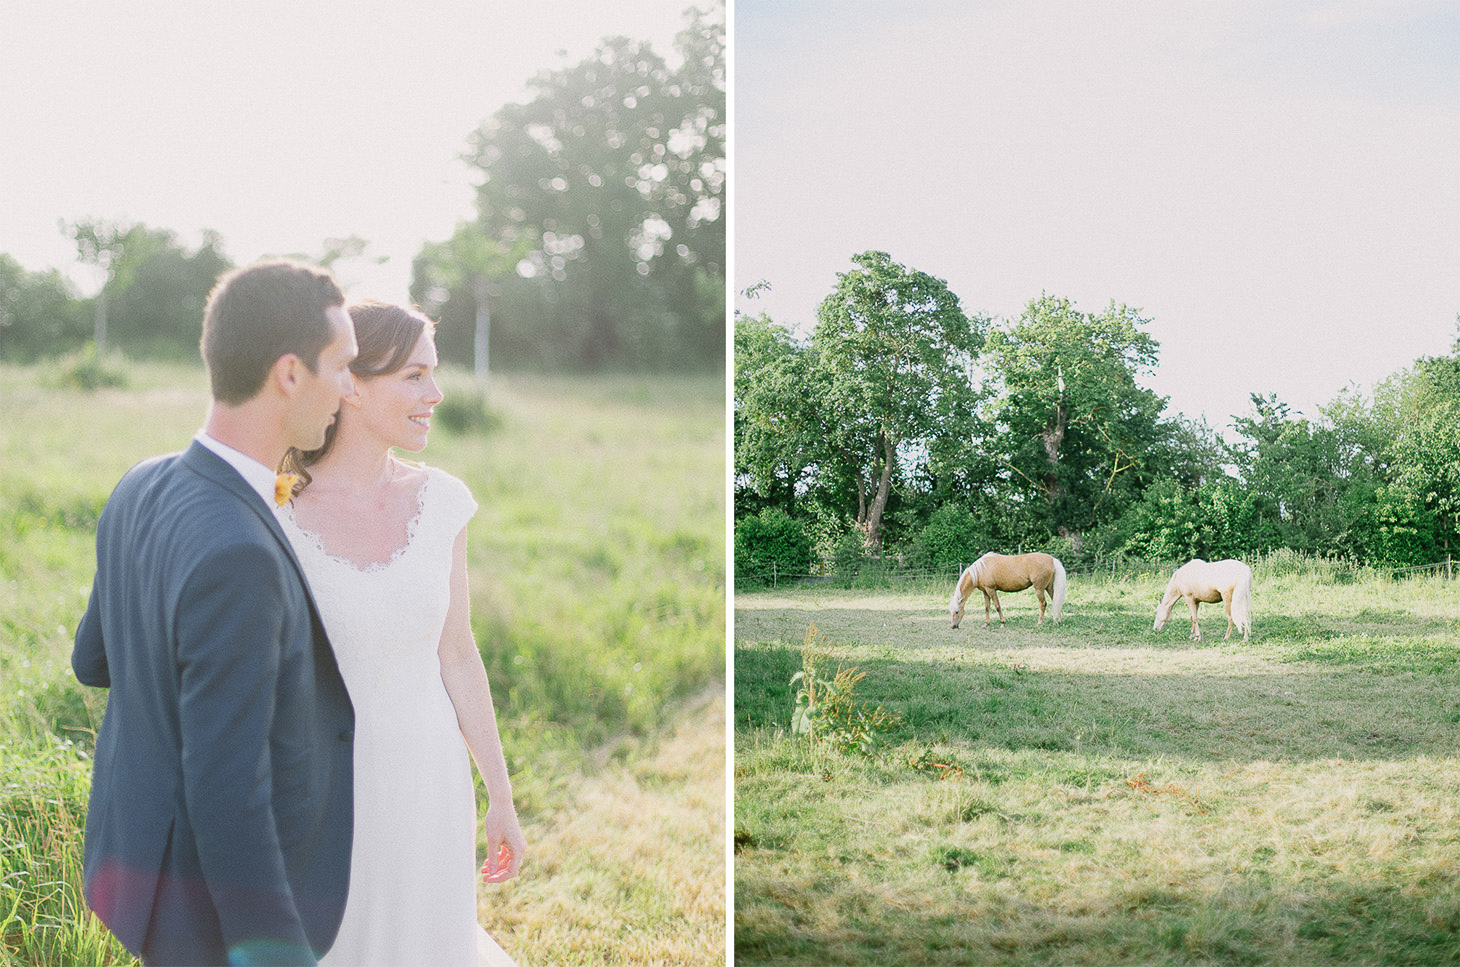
(195, 432, 279, 509)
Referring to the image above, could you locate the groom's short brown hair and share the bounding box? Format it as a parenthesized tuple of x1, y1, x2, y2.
(201, 260, 345, 405)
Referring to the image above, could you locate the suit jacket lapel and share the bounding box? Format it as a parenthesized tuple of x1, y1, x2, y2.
(178, 442, 325, 620)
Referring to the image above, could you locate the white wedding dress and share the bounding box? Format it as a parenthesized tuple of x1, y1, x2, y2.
(281, 465, 516, 967)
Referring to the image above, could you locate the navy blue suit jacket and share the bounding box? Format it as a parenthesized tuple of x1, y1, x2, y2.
(74, 442, 354, 966)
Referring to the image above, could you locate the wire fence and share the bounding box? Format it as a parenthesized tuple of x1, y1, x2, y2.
(735, 552, 1458, 591)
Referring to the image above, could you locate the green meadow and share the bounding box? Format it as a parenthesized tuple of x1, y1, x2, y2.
(0, 359, 725, 966)
(735, 567, 1460, 966)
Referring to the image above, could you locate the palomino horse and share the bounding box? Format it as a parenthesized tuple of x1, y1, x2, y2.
(949, 552, 1067, 629)
(1153, 559, 1253, 641)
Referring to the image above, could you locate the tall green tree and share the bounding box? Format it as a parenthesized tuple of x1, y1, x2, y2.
(416, 3, 725, 370)
(809, 251, 987, 551)
(986, 295, 1167, 535)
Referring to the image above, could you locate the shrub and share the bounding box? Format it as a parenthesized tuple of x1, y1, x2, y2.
(433, 387, 502, 434)
(829, 527, 865, 576)
(907, 504, 990, 573)
(1256, 547, 1352, 583)
(735, 508, 812, 588)
(1352, 485, 1438, 568)
(51, 343, 128, 391)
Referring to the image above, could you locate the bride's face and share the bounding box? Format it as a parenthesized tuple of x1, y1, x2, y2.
(352, 329, 443, 453)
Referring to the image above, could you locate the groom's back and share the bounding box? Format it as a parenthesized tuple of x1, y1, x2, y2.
(76, 446, 355, 964)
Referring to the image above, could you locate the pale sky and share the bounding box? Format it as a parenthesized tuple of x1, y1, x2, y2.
(1, 0, 707, 303)
(734, 1, 1460, 434)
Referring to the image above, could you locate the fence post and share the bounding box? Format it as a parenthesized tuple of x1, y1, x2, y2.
(772, 561, 778, 589)
(1448, 555, 1453, 582)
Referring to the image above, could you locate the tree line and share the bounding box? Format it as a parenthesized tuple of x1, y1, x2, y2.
(735, 250, 1460, 586)
(0, 4, 723, 373)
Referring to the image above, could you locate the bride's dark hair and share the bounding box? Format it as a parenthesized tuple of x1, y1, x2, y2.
(279, 300, 437, 495)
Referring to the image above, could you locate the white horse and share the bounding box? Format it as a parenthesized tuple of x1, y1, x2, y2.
(949, 552, 1067, 628)
(1153, 559, 1253, 641)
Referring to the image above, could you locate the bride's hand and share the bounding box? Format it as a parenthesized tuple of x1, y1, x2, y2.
(481, 802, 526, 883)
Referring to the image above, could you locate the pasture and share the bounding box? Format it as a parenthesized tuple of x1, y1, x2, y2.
(735, 566, 1460, 966)
(0, 359, 725, 966)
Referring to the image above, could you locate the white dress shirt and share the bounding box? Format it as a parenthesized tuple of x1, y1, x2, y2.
(194, 432, 280, 510)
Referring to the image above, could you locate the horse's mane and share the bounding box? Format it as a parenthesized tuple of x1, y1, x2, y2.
(951, 561, 981, 606)
(970, 552, 995, 584)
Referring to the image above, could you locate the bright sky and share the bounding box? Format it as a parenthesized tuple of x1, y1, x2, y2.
(735, 1, 1460, 434)
(1, 0, 705, 303)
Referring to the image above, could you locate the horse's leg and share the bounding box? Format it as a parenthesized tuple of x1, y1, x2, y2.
(1035, 587, 1046, 626)
(1223, 593, 1234, 639)
(982, 588, 993, 628)
(1187, 595, 1202, 640)
(991, 589, 1004, 627)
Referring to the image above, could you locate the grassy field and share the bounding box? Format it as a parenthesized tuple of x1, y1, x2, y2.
(735, 567, 1460, 966)
(0, 359, 726, 966)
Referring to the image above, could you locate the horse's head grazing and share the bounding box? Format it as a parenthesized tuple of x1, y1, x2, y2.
(949, 580, 967, 629)
(1153, 589, 1176, 631)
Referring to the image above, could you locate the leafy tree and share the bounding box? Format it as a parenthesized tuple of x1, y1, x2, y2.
(411, 226, 532, 380)
(63, 220, 231, 358)
(733, 310, 816, 517)
(808, 251, 986, 551)
(416, 3, 725, 370)
(985, 295, 1167, 536)
(1371, 342, 1460, 557)
(66, 217, 125, 351)
(1229, 393, 1353, 554)
(0, 256, 89, 361)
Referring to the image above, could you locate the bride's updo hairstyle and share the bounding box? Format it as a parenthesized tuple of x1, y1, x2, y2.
(280, 300, 438, 494)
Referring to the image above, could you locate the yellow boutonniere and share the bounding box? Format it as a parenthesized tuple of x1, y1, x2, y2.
(274, 473, 301, 507)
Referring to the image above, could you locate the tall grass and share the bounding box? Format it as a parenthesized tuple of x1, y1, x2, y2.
(0, 359, 725, 966)
(736, 573, 1460, 965)
(0, 738, 127, 966)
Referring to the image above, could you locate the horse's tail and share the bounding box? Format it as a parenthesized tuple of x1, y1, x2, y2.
(1231, 563, 1253, 639)
(1051, 557, 1067, 622)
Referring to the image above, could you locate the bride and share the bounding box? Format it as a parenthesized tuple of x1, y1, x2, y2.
(278, 300, 526, 966)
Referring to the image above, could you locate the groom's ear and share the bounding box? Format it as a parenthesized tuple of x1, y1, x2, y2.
(271, 353, 306, 397)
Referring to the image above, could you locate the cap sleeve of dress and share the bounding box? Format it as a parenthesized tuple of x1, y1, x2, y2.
(428, 466, 479, 539)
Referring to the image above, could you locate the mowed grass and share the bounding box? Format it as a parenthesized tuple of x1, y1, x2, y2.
(735, 571, 1460, 966)
(0, 359, 725, 966)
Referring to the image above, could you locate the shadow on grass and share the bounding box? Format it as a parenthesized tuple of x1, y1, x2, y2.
(733, 863, 1460, 966)
(736, 630, 1460, 765)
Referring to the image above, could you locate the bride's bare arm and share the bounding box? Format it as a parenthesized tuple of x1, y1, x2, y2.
(438, 526, 526, 880)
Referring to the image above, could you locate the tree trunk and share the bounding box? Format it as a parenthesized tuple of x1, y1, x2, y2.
(93, 289, 108, 354)
(1041, 404, 1067, 505)
(472, 278, 491, 392)
(861, 431, 896, 552)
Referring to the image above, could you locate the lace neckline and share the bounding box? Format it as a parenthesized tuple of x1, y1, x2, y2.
(284, 469, 433, 574)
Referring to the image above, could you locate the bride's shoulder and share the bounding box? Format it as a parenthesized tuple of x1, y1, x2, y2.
(415, 463, 478, 510)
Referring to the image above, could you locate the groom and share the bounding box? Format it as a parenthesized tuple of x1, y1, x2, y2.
(74, 260, 359, 966)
